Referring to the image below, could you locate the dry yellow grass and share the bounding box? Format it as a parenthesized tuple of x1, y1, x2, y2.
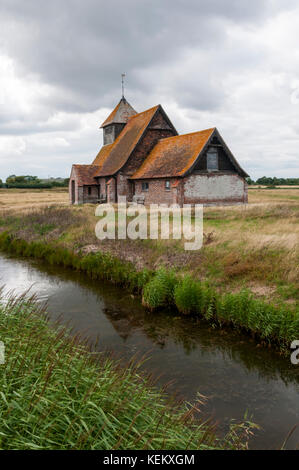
(202, 190, 299, 289)
(0, 187, 298, 305)
(248, 187, 299, 204)
(0, 188, 69, 212)
(0, 186, 297, 207)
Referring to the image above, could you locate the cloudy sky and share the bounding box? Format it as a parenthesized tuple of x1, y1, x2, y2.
(0, 0, 299, 181)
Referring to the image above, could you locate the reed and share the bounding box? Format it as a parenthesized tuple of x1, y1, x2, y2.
(162, 274, 298, 352)
(0, 294, 255, 450)
(0, 232, 298, 353)
(142, 268, 177, 310)
(142, 272, 298, 352)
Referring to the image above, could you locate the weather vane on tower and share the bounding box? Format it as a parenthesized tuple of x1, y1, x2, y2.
(121, 73, 126, 98)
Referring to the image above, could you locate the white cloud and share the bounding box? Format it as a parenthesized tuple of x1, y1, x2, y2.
(0, 1, 298, 180)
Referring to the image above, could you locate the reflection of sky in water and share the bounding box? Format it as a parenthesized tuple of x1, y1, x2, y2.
(0, 253, 298, 450)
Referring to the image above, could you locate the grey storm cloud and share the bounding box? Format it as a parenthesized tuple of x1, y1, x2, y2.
(0, 0, 290, 112)
(0, 0, 298, 179)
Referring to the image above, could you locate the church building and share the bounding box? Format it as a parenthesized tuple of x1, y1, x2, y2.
(69, 96, 248, 206)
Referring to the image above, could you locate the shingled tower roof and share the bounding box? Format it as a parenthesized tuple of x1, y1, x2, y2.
(100, 97, 137, 128)
(94, 105, 168, 176)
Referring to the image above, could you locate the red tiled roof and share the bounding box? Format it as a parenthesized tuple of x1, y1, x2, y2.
(72, 165, 100, 185)
(92, 142, 115, 171)
(94, 105, 160, 177)
(100, 97, 137, 128)
(131, 128, 216, 179)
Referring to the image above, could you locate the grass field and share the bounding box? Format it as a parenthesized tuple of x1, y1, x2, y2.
(0, 187, 68, 211)
(0, 186, 298, 209)
(0, 186, 298, 309)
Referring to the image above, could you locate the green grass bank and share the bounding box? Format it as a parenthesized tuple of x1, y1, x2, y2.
(0, 231, 298, 354)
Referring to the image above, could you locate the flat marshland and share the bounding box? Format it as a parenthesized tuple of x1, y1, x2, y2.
(0, 187, 68, 212)
(1, 186, 297, 309)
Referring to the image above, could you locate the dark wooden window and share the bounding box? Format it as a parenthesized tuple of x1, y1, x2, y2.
(88, 186, 92, 196)
(207, 148, 218, 171)
(142, 182, 149, 191)
(165, 180, 170, 190)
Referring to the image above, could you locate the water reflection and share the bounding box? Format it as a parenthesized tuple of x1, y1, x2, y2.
(0, 253, 298, 449)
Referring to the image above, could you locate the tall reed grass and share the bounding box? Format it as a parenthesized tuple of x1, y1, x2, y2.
(0, 294, 255, 450)
(146, 272, 299, 352)
(142, 268, 177, 310)
(0, 232, 297, 353)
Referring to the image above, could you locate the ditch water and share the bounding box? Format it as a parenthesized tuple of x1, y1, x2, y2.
(0, 253, 298, 450)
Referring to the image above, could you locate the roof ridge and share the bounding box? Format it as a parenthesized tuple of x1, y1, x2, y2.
(128, 104, 159, 120)
(156, 127, 216, 143)
(73, 163, 100, 167)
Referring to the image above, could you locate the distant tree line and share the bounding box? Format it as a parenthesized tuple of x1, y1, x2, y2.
(246, 176, 299, 186)
(1, 175, 297, 188)
(0, 175, 69, 189)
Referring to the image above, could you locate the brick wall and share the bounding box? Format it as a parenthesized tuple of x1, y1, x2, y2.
(82, 185, 99, 204)
(183, 173, 248, 205)
(69, 167, 81, 204)
(149, 111, 173, 130)
(123, 129, 175, 176)
(133, 174, 248, 207)
(122, 110, 176, 178)
(116, 173, 128, 196)
(107, 178, 116, 203)
(78, 187, 84, 204)
(134, 179, 178, 205)
(69, 167, 100, 204)
(98, 177, 107, 200)
(70, 170, 247, 207)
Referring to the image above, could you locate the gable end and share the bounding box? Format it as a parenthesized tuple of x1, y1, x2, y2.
(188, 129, 248, 178)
